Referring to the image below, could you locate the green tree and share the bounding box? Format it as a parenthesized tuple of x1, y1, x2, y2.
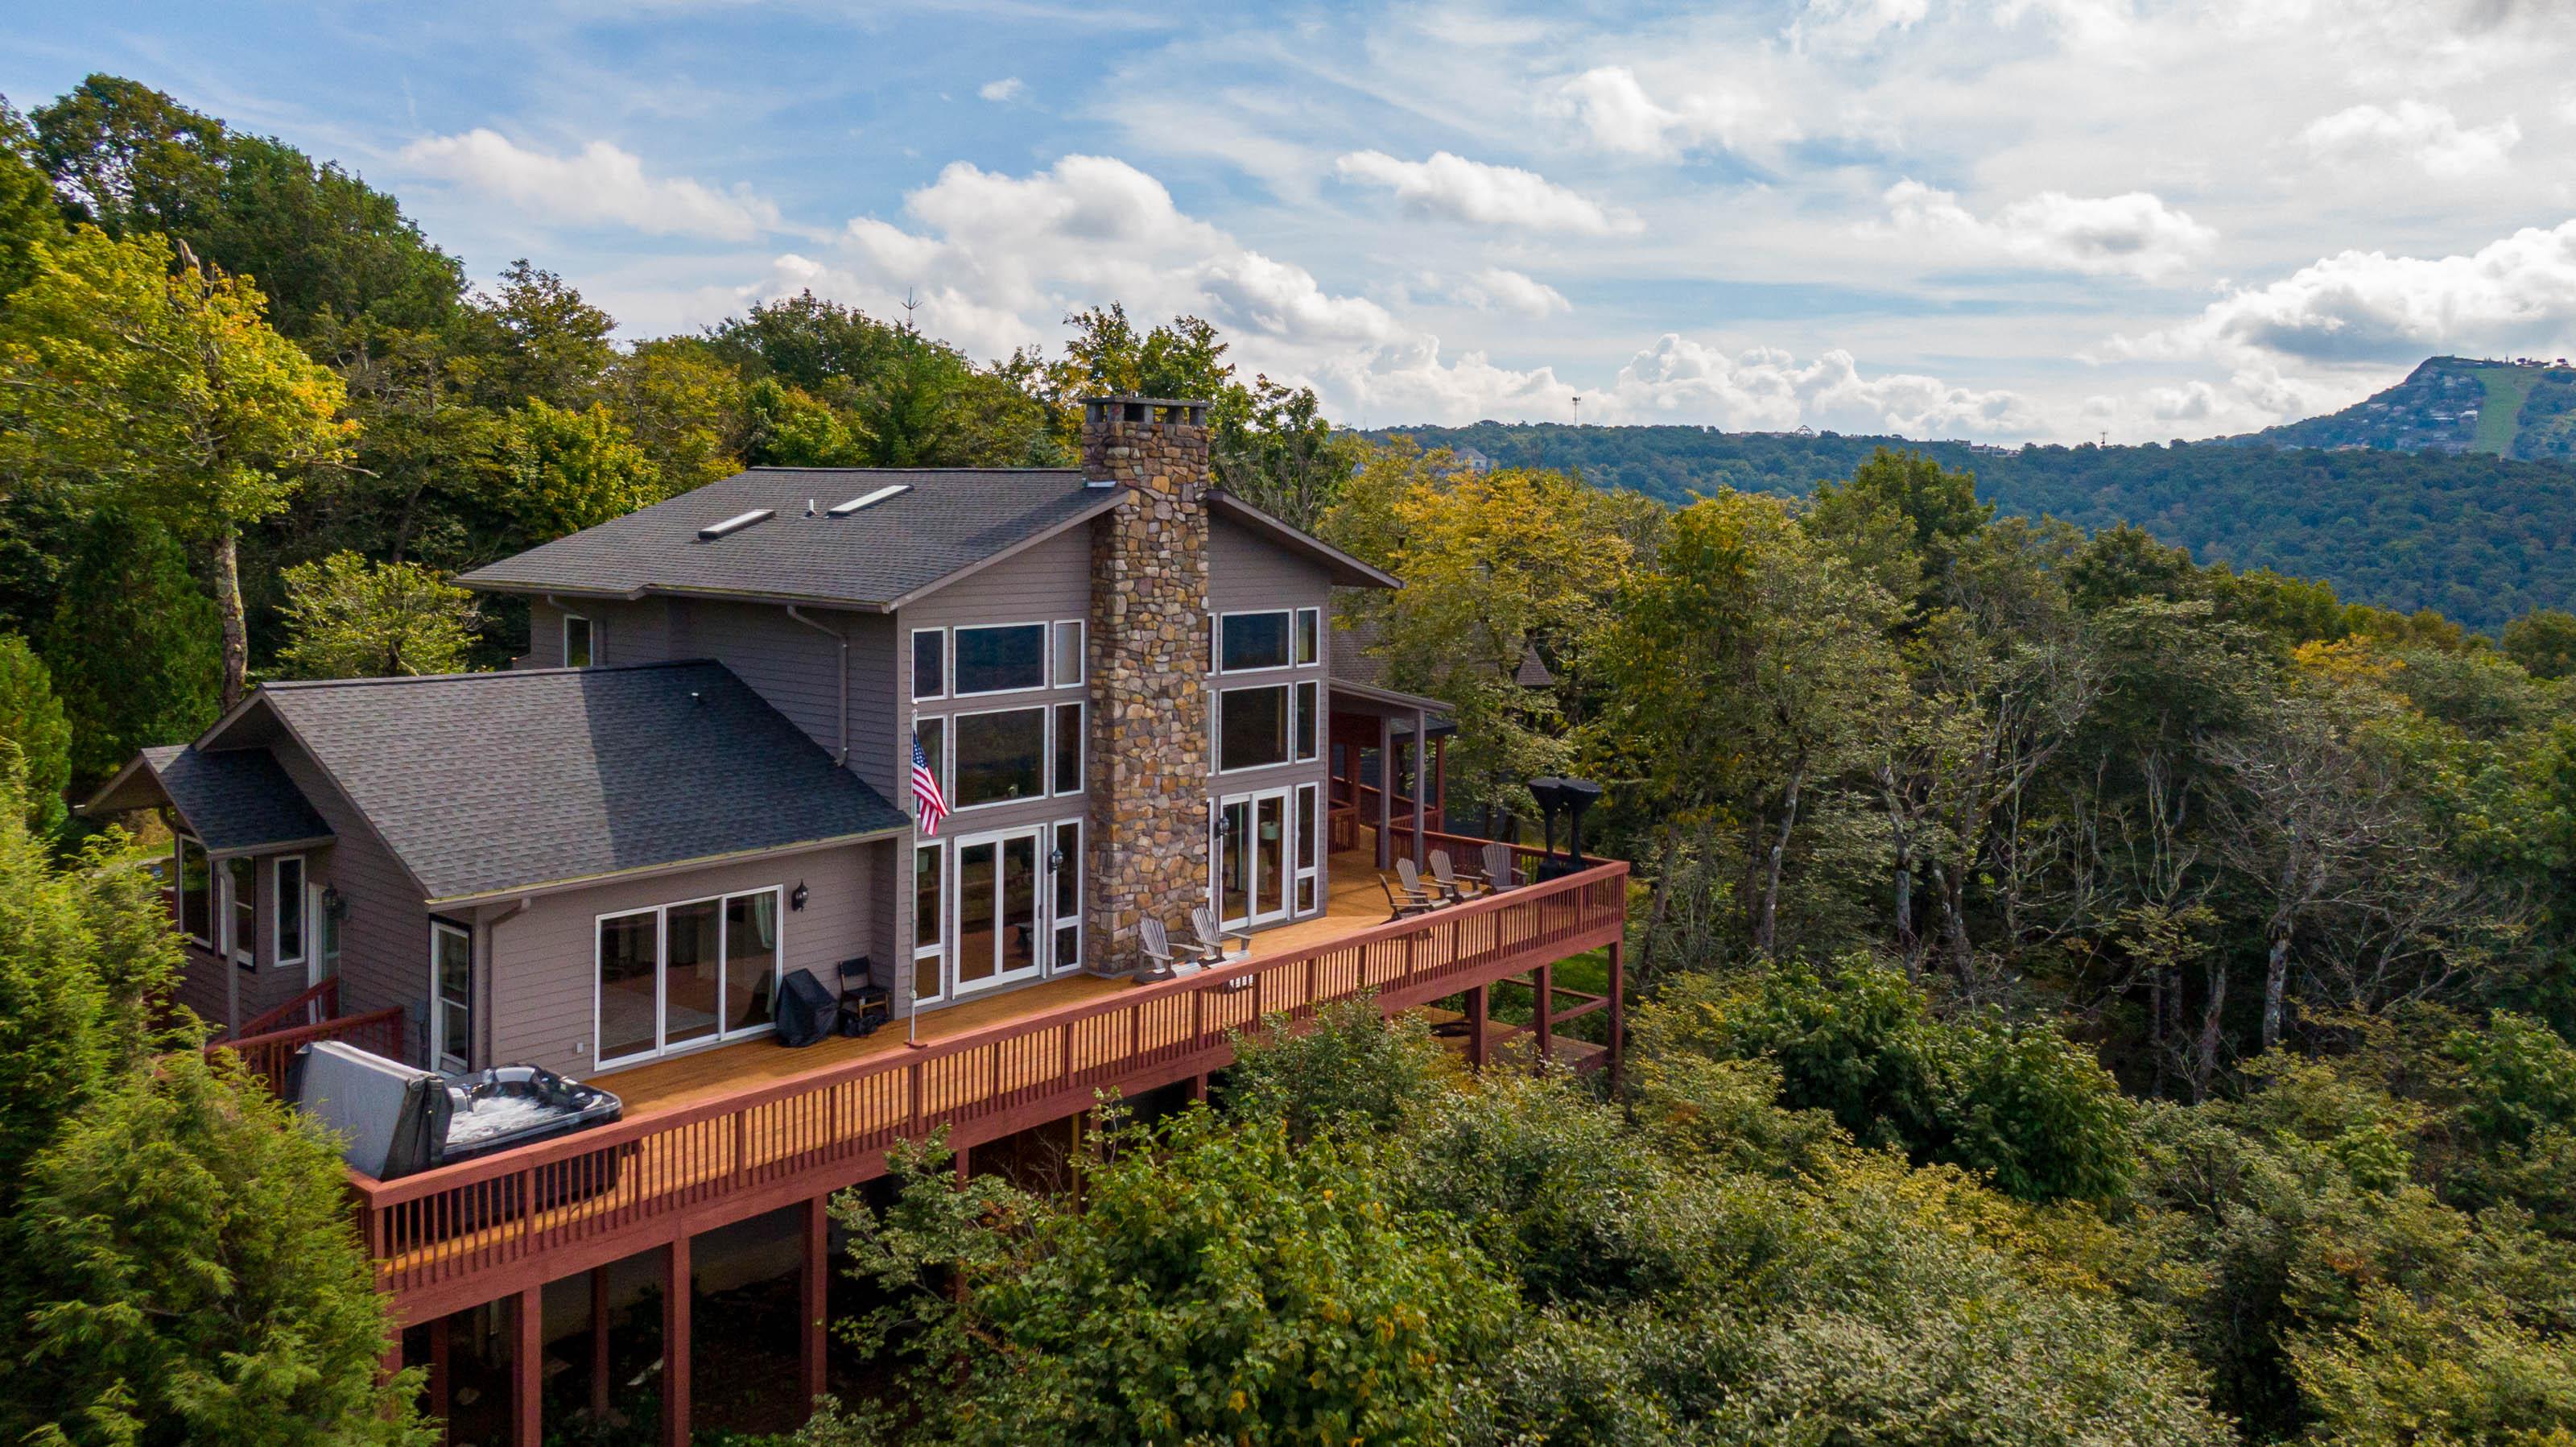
(39, 511, 221, 786)
(745, 376, 869, 467)
(275, 552, 478, 680)
(496, 398, 662, 549)
(609, 338, 749, 490)
(2502, 606, 2576, 681)
(0, 631, 71, 830)
(0, 98, 68, 304)
(0, 226, 354, 708)
(465, 258, 614, 410)
(7, 1052, 430, 1446)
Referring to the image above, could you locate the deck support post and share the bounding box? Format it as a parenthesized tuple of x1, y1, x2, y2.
(662, 1236, 691, 1447)
(428, 1315, 451, 1431)
(1606, 939, 1625, 1096)
(953, 1143, 970, 1187)
(589, 1268, 611, 1419)
(803, 1194, 830, 1409)
(514, 1287, 542, 1447)
(1464, 984, 1489, 1071)
(1410, 708, 1428, 867)
(1189, 1073, 1208, 1102)
(1375, 717, 1393, 869)
(1533, 963, 1554, 1073)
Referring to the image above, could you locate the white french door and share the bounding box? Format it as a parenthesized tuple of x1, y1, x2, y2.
(949, 825, 1045, 996)
(1216, 788, 1294, 930)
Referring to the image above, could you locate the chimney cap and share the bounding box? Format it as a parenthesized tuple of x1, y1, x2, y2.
(1080, 395, 1214, 428)
(1077, 394, 1215, 408)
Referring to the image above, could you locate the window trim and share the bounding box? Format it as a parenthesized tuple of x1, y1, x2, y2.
(1216, 608, 1297, 676)
(1294, 782, 1322, 916)
(1052, 618, 1085, 688)
(564, 613, 595, 668)
(592, 884, 786, 1069)
(951, 620, 1051, 699)
(175, 835, 212, 949)
(1294, 680, 1320, 763)
(430, 917, 473, 1073)
(948, 702, 1050, 812)
(1051, 701, 1084, 798)
(1295, 607, 1322, 667)
(1216, 682, 1294, 775)
(910, 626, 947, 702)
(913, 841, 947, 1008)
(273, 854, 307, 969)
(1048, 817, 1082, 976)
(225, 855, 256, 970)
(913, 715, 948, 800)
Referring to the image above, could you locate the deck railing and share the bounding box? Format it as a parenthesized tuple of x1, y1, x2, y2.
(228, 977, 342, 1041)
(356, 858, 1628, 1313)
(212, 1005, 407, 1096)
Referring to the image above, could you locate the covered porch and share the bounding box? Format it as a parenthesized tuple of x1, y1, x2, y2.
(1327, 679, 1455, 871)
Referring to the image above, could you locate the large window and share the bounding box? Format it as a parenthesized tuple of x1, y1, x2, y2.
(1220, 610, 1292, 672)
(955, 622, 1046, 696)
(1296, 783, 1322, 913)
(176, 837, 211, 947)
(226, 857, 255, 969)
(1219, 685, 1290, 772)
(564, 614, 594, 668)
(914, 716, 947, 799)
(955, 707, 1045, 808)
(912, 628, 946, 701)
(596, 887, 782, 1065)
(1296, 607, 1320, 666)
(914, 843, 945, 1006)
(274, 856, 306, 969)
(1052, 701, 1084, 796)
(1053, 619, 1084, 687)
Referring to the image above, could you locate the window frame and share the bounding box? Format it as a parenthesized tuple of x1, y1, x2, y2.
(1051, 701, 1084, 797)
(175, 835, 212, 949)
(564, 613, 595, 669)
(951, 621, 1050, 698)
(949, 703, 1049, 811)
(1048, 818, 1082, 974)
(430, 917, 473, 1073)
(1294, 680, 1319, 763)
(592, 885, 786, 1069)
(1052, 619, 1084, 688)
(225, 856, 256, 970)
(1216, 608, 1296, 675)
(913, 841, 947, 1008)
(1216, 683, 1293, 774)
(1295, 606, 1321, 667)
(273, 854, 307, 969)
(913, 715, 948, 801)
(1294, 782, 1322, 916)
(911, 627, 947, 702)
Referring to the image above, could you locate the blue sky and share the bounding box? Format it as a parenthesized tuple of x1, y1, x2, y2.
(10, 0, 2575, 441)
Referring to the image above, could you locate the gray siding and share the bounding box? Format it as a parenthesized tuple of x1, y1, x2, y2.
(268, 742, 435, 1064)
(1206, 515, 1336, 915)
(488, 841, 876, 1080)
(526, 597, 677, 670)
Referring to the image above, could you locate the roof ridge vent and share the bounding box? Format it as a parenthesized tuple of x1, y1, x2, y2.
(828, 483, 913, 516)
(698, 507, 775, 540)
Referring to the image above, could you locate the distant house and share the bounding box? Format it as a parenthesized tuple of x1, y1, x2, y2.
(1452, 444, 1497, 474)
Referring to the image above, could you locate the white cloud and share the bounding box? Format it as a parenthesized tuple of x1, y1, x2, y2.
(1880, 180, 2217, 279)
(2298, 99, 2520, 178)
(1442, 267, 1572, 318)
(1598, 336, 2046, 436)
(1332, 151, 1639, 235)
(1792, 0, 1930, 51)
(978, 76, 1026, 103)
(399, 130, 782, 242)
(2119, 217, 2576, 364)
(1547, 66, 1791, 160)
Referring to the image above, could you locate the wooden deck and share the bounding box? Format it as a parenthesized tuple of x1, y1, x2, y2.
(355, 843, 1624, 1321)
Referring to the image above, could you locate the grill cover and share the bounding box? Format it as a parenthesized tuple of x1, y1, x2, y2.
(774, 969, 839, 1048)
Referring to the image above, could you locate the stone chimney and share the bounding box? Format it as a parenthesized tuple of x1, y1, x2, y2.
(1081, 397, 1214, 973)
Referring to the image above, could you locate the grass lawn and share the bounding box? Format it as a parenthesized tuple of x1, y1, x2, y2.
(2472, 365, 2539, 455)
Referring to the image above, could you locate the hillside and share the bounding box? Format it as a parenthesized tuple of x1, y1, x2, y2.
(2230, 355, 2576, 460)
(1361, 421, 2576, 633)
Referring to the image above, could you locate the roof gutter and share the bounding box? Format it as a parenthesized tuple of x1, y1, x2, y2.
(784, 605, 850, 767)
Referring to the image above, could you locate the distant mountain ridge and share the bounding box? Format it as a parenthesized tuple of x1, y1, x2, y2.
(2227, 355, 2576, 461)
(1359, 407, 2576, 634)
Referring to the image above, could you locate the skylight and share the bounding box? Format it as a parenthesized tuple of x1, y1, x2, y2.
(696, 508, 774, 540)
(828, 484, 913, 516)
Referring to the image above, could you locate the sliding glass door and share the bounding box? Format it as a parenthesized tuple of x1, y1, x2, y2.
(948, 826, 1042, 996)
(596, 887, 782, 1067)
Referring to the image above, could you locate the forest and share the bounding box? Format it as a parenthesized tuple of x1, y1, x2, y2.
(1, 72, 2574, 1447)
(1372, 420, 2576, 634)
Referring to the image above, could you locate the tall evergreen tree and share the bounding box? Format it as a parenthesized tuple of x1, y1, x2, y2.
(41, 511, 220, 785)
(0, 631, 71, 830)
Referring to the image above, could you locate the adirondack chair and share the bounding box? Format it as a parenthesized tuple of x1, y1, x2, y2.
(1428, 849, 1488, 902)
(1378, 871, 1439, 920)
(1479, 842, 1522, 893)
(1395, 858, 1453, 911)
(1139, 916, 1203, 979)
(1189, 903, 1253, 962)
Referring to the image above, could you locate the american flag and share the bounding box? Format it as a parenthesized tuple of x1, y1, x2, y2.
(910, 731, 949, 837)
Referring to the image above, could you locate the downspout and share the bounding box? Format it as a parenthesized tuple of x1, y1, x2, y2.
(786, 606, 851, 767)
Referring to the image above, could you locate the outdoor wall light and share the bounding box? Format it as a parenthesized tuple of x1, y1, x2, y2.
(1047, 846, 1065, 871)
(790, 881, 809, 912)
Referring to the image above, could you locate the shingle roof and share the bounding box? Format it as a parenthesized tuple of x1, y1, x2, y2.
(457, 467, 1121, 609)
(259, 662, 910, 903)
(125, 745, 332, 853)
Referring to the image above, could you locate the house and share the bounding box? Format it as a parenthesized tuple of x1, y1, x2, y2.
(88, 397, 1628, 1445)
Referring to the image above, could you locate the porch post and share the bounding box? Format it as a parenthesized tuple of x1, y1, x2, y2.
(802, 1194, 830, 1408)
(588, 1267, 611, 1419)
(1434, 737, 1447, 829)
(1410, 708, 1428, 866)
(1375, 716, 1393, 870)
(662, 1236, 691, 1447)
(1464, 984, 1488, 1071)
(514, 1286, 543, 1447)
(1533, 962, 1554, 1073)
(1606, 938, 1625, 1097)
(428, 1315, 451, 1429)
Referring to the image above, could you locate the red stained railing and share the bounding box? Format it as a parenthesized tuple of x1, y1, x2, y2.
(356, 859, 1628, 1311)
(230, 977, 341, 1041)
(211, 1005, 407, 1097)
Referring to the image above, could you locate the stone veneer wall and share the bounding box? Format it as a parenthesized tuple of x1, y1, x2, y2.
(1083, 400, 1213, 972)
